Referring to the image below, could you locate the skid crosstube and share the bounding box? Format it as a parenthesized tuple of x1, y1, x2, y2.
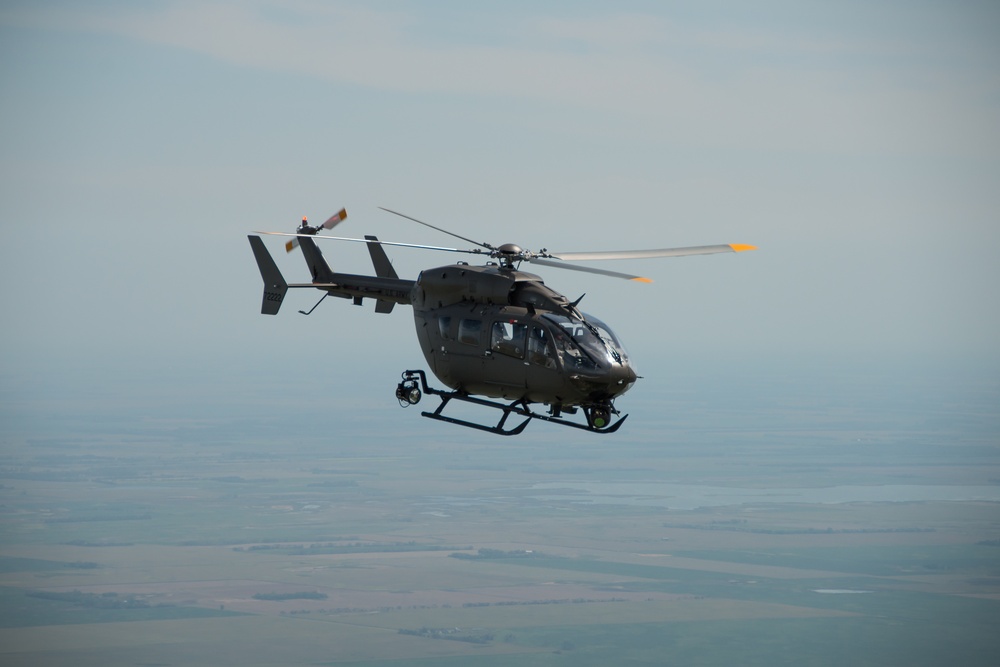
(400, 370, 627, 436)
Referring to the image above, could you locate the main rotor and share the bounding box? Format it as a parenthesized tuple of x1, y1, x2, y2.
(255, 206, 756, 283)
(376, 208, 548, 270)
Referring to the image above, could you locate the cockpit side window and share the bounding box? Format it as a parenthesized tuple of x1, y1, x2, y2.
(550, 324, 595, 369)
(528, 327, 557, 369)
(491, 321, 527, 359)
(458, 319, 482, 346)
(541, 313, 628, 369)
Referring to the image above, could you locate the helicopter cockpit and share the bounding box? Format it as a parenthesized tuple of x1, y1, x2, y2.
(542, 313, 631, 373)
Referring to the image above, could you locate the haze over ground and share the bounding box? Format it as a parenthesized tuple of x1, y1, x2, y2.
(1, 6, 999, 665)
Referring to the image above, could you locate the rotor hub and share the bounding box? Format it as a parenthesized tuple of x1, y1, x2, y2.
(495, 243, 525, 269)
(497, 243, 523, 255)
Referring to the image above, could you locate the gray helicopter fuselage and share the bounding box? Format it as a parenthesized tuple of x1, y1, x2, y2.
(411, 263, 637, 407)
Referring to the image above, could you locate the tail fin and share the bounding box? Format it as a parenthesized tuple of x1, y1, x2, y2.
(248, 235, 288, 315)
(296, 236, 338, 283)
(365, 234, 398, 314)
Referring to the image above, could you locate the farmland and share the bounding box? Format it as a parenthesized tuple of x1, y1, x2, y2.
(1, 369, 998, 665)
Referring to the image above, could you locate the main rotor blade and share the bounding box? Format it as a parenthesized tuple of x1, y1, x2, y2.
(548, 244, 756, 261)
(378, 207, 495, 251)
(254, 231, 485, 255)
(527, 257, 652, 283)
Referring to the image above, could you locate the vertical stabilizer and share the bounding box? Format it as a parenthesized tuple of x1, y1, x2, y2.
(366, 234, 399, 314)
(248, 235, 288, 315)
(296, 235, 337, 283)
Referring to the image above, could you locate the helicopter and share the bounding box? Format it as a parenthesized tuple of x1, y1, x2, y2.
(248, 207, 755, 435)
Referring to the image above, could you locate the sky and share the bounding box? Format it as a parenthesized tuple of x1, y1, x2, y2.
(1, 1, 998, 433)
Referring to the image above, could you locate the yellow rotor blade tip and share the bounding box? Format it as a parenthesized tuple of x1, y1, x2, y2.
(729, 244, 757, 252)
(630, 277, 654, 284)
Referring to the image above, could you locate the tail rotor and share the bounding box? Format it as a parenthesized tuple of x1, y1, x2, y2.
(285, 208, 348, 253)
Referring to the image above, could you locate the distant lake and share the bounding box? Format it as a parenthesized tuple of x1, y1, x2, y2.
(523, 482, 1000, 509)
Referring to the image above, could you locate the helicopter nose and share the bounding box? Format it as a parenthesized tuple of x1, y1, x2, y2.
(610, 362, 638, 396)
(568, 362, 638, 398)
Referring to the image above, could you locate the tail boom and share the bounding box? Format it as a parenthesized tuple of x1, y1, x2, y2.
(249, 235, 414, 315)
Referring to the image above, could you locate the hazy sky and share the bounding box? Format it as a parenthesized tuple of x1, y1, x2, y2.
(1, 1, 998, 423)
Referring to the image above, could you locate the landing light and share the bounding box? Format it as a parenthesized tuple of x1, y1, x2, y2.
(396, 379, 422, 406)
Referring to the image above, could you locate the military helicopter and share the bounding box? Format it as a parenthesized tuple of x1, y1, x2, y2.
(248, 207, 755, 435)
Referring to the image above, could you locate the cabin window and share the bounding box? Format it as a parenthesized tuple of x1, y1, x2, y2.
(491, 321, 527, 359)
(437, 316, 453, 341)
(528, 327, 557, 369)
(458, 319, 482, 346)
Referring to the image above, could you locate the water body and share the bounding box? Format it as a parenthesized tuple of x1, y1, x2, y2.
(523, 482, 1000, 510)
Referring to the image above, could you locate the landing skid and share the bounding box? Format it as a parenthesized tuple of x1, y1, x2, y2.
(396, 370, 627, 436)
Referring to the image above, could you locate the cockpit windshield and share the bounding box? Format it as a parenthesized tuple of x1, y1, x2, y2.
(542, 313, 629, 370)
